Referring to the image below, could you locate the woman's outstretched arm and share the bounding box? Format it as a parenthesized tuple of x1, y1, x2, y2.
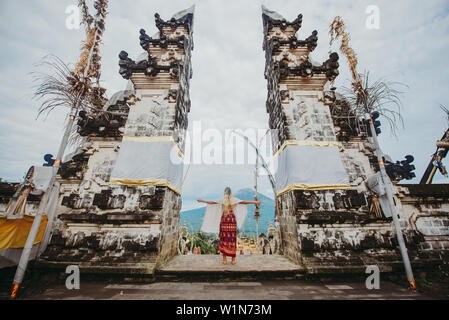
(239, 200, 261, 205)
(197, 199, 218, 205)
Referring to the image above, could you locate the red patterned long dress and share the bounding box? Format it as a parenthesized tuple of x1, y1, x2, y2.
(218, 210, 237, 257)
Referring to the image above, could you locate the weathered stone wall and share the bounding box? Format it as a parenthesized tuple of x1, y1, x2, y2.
(155, 189, 181, 269)
(277, 184, 449, 274)
(42, 182, 168, 266)
(397, 185, 449, 254)
(277, 192, 300, 264)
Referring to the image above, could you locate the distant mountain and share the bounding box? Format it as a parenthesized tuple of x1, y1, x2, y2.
(180, 188, 276, 236)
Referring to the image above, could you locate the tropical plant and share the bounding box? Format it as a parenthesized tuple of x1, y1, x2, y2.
(187, 231, 217, 254)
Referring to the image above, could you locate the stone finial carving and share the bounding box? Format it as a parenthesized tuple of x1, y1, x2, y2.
(319, 52, 340, 81)
(270, 30, 318, 52)
(139, 28, 187, 51)
(262, 5, 303, 35)
(262, 6, 339, 82)
(139, 29, 152, 50)
(118, 50, 146, 80)
(75, 89, 137, 137)
(263, 7, 341, 151)
(119, 7, 194, 82)
(155, 6, 195, 35)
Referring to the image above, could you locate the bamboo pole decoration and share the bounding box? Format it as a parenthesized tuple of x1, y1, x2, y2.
(329, 16, 416, 291)
(254, 136, 261, 253)
(10, 0, 109, 299)
(231, 130, 277, 209)
(329, 16, 359, 85)
(231, 130, 273, 254)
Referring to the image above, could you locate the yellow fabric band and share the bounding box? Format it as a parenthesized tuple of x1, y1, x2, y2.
(109, 178, 182, 195)
(274, 139, 343, 158)
(0, 215, 48, 250)
(276, 183, 352, 196)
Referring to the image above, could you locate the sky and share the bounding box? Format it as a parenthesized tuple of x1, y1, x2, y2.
(0, 0, 449, 212)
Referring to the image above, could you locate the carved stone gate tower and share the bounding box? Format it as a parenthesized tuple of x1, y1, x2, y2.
(40, 7, 194, 273)
(260, 7, 447, 273)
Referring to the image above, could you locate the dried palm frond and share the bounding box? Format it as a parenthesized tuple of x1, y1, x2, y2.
(32, 0, 110, 148)
(342, 71, 407, 136)
(68, 129, 89, 149)
(31, 55, 95, 150)
(35, 0, 110, 116)
(75, 0, 109, 85)
(329, 16, 359, 83)
(79, 0, 94, 28)
(32, 55, 93, 119)
(329, 16, 407, 136)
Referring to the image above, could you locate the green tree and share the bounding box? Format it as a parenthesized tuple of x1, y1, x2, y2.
(190, 231, 216, 254)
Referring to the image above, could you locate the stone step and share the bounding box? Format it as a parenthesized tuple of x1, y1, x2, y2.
(155, 254, 304, 281)
(34, 261, 157, 274)
(32, 261, 158, 285)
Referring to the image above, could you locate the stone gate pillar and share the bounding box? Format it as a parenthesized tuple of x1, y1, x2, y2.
(114, 6, 194, 268)
(261, 7, 410, 273)
(40, 7, 194, 274)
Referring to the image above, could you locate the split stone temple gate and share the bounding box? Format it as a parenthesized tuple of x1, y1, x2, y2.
(5, 7, 448, 278)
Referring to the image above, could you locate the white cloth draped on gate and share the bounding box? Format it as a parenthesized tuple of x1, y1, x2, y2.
(30, 166, 54, 196)
(273, 140, 350, 196)
(109, 136, 184, 194)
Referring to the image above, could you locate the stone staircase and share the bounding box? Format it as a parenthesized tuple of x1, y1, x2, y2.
(155, 254, 304, 281)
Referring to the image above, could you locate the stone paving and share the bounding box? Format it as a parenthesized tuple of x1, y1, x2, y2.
(20, 255, 446, 300)
(28, 280, 433, 300)
(160, 254, 302, 272)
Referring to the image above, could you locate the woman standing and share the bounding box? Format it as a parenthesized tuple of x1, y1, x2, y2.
(198, 187, 260, 265)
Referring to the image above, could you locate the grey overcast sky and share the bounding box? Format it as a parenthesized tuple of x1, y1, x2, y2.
(1, 0, 448, 211)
